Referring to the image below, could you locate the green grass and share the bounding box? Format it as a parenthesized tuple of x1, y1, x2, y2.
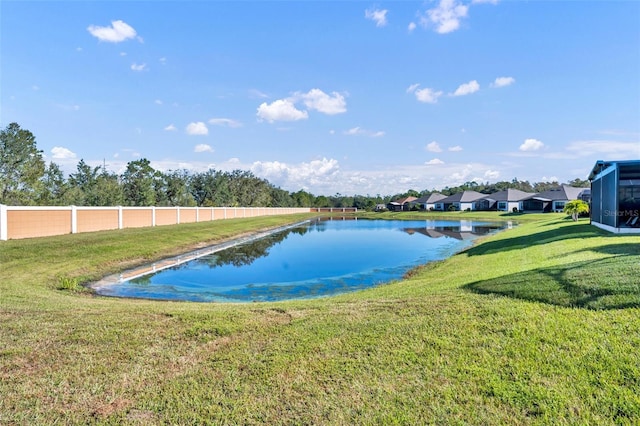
(1, 212, 640, 424)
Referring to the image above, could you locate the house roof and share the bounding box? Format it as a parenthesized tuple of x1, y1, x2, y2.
(392, 196, 417, 205)
(524, 185, 590, 202)
(439, 191, 486, 203)
(414, 193, 447, 204)
(588, 160, 640, 181)
(480, 188, 535, 202)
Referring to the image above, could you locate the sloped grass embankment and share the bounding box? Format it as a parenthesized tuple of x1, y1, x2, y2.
(1, 212, 639, 424)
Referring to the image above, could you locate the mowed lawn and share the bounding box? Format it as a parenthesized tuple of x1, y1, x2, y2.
(1, 212, 639, 424)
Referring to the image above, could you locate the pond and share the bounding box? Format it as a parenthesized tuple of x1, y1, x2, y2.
(93, 218, 509, 302)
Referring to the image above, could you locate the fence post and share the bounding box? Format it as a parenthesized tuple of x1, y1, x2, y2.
(0, 204, 7, 241)
(71, 205, 78, 234)
(152, 206, 156, 227)
(118, 206, 123, 229)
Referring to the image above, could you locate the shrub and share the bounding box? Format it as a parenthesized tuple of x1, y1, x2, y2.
(57, 275, 81, 291)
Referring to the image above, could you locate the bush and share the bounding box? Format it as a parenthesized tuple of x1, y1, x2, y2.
(57, 275, 81, 291)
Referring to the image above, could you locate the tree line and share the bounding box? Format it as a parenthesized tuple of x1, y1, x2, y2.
(1, 122, 589, 209)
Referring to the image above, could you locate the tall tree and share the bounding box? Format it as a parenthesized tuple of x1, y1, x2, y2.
(122, 158, 156, 206)
(155, 170, 194, 206)
(36, 162, 68, 205)
(68, 159, 100, 205)
(0, 122, 46, 205)
(94, 168, 124, 206)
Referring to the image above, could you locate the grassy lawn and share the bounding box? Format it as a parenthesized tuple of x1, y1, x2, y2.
(1, 211, 639, 424)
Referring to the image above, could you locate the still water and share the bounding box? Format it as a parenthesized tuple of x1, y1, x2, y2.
(94, 218, 507, 302)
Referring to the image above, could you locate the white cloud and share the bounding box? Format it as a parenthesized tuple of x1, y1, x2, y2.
(484, 169, 500, 179)
(257, 99, 308, 123)
(131, 63, 147, 72)
(519, 138, 544, 151)
(87, 20, 139, 43)
(164, 124, 177, 131)
(452, 80, 480, 96)
(365, 8, 388, 27)
(420, 0, 469, 34)
(155, 99, 163, 105)
(96, 156, 503, 196)
(406, 83, 420, 93)
(194, 144, 214, 153)
(541, 176, 559, 182)
(186, 122, 209, 135)
(344, 127, 385, 137)
(296, 89, 347, 115)
(209, 118, 243, 128)
(414, 87, 443, 104)
(426, 158, 445, 165)
(251, 158, 341, 193)
(491, 76, 515, 88)
(565, 140, 640, 157)
(426, 141, 443, 152)
(450, 164, 474, 183)
(408, 22, 417, 32)
(248, 89, 269, 99)
(449, 145, 463, 152)
(51, 146, 77, 160)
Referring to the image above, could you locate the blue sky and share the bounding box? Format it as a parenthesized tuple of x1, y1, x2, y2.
(2, 1, 639, 196)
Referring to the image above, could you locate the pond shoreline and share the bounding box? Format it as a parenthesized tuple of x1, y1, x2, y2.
(89, 219, 312, 294)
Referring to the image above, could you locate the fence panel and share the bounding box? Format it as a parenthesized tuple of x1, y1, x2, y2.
(122, 209, 154, 229)
(77, 208, 119, 233)
(155, 208, 178, 226)
(0, 205, 314, 240)
(7, 208, 72, 239)
(180, 208, 197, 223)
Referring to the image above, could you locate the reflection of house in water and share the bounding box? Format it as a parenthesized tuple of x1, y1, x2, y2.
(402, 220, 507, 240)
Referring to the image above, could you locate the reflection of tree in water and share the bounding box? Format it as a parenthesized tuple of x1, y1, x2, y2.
(128, 225, 311, 284)
(201, 225, 310, 268)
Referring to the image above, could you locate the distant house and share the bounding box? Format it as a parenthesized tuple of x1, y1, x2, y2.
(434, 191, 486, 211)
(476, 189, 535, 212)
(387, 196, 417, 212)
(588, 160, 640, 234)
(521, 185, 590, 213)
(411, 193, 447, 211)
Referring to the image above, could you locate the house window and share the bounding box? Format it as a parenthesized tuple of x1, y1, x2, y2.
(497, 202, 507, 210)
(554, 201, 565, 211)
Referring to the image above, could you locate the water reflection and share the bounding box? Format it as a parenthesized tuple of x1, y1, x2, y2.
(402, 220, 506, 240)
(96, 218, 509, 302)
